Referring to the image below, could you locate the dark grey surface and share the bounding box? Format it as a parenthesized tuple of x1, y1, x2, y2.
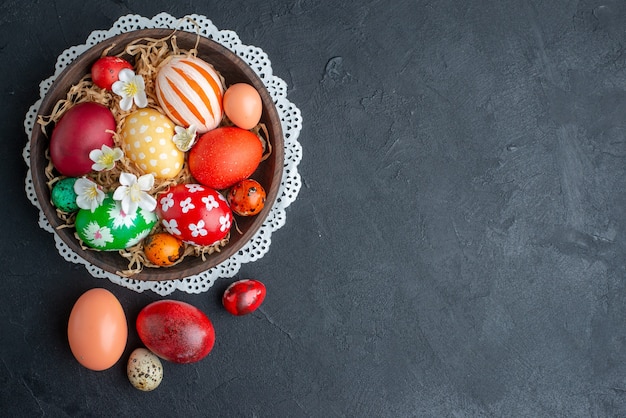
(2, 0, 626, 416)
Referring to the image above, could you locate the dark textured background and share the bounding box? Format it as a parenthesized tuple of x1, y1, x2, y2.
(2, 0, 626, 416)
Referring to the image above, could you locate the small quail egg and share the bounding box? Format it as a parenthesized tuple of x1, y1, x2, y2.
(51, 177, 79, 213)
(127, 348, 163, 391)
(143, 232, 185, 266)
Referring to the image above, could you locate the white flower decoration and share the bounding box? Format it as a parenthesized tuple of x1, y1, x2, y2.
(139, 207, 158, 224)
(180, 197, 195, 214)
(74, 178, 105, 212)
(108, 202, 137, 229)
(201, 195, 219, 211)
(160, 193, 175, 212)
(112, 172, 156, 217)
(185, 184, 204, 193)
(84, 222, 114, 247)
(219, 214, 231, 232)
(189, 220, 208, 238)
(173, 125, 198, 151)
(112, 69, 148, 111)
(126, 229, 151, 248)
(89, 144, 124, 171)
(162, 219, 181, 235)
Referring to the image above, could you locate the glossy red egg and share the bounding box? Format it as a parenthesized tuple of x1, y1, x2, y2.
(136, 300, 215, 364)
(222, 279, 266, 316)
(156, 184, 232, 247)
(91, 56, 133, 90)
(188, 126, 263, 190)
(49, 102, 116, 176)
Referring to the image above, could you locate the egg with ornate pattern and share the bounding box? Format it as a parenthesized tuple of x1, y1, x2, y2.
(155, 56, 224, 134)
(156, 184, 232, 247)
(120, 108, 184, 180)
(75, 194, 158, 251)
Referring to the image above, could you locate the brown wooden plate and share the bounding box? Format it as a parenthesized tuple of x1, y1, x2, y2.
(29, 28, 284, 281)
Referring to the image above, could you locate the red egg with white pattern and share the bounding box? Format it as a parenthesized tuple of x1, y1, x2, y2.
(156, 184, 232, 247)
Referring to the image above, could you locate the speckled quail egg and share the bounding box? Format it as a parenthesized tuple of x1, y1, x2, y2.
(127, 348, 163, 391)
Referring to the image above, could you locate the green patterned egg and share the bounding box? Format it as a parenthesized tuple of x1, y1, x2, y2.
(75, 194, 157, 251)
(51, 177, 79, 213)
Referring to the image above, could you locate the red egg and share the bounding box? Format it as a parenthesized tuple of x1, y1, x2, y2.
(49, 102, 116, 176)
(222, 279, 266, 316)
(91, 56, 133, 90)
(136, 300, 215, 364)
(156, 184, 232, 247)
(188, 127, 263, 190)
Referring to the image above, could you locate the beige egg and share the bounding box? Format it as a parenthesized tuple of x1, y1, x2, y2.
(127, 348, 163, 391)
(121, 108, 184, 179)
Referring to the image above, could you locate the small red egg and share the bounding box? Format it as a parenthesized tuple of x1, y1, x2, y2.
(91, 56, 133, 90)
(222, 279, 266, 316)
(227, 179, 266, 216)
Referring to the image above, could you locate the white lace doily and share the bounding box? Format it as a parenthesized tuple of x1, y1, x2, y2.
(22, 13, 302, 296)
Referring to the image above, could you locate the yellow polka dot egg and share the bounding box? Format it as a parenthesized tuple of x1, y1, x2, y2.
(120, 108, 184, 179)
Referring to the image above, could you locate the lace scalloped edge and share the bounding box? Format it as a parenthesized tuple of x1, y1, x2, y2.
(22, 12, 303, 296)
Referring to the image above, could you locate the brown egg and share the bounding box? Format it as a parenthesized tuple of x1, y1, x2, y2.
(67, 288, 127, 371)
(223, 83, 262, 130)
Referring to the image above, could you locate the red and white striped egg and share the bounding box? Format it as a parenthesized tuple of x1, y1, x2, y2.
(155, 56, 224, 134)
(156, 184, 232, 247)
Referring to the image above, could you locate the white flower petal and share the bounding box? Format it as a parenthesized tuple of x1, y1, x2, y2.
(112, 80, 125, 96)
(119, 96, 133, 111)
(112, 148, 124, 160)
(121, 197, 139, 217)
(89, 149, 103, 162)
(73, 178, 90, 194)
(113, 186, 127, 202)
(134, 91, 148, 108)
(137, 174, 154, 191)
(137, 193, 157, 212)
(118, 68, 135, 82)
(75, 195, 89, 210)
(119, 172, 137, 187)
(134, 75, 145, 89)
